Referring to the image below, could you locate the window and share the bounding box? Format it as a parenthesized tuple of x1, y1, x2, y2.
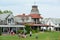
(8, 18, 14, 23)
(0, 20, 3, 24)
(11, 18, 14, 22)
(21, 17, 24, 22)
(59, 24, 60, 26)
(8, 19, 11, 23)
(26, 17, 29, 20)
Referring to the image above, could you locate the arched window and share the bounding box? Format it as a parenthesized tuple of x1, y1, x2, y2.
(8, 19, 11, 23)
(8, 18, 14, 24)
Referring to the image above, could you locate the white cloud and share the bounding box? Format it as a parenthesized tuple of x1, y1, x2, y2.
(39, 4, 60, 18)
(0, 0, 60, 18)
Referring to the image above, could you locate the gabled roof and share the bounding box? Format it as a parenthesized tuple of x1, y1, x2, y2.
(15, 14, 30, 17)
(8, 14, 14, 19)
(42, 18, 60, 24)
(29, 14, 42, 18)
(15, 13, 43, 19)
(0, 13, 12, 20)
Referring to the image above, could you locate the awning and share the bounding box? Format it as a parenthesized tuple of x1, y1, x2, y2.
(0, 25, 25, 27)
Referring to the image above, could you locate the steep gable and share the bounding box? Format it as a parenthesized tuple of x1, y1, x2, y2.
(0, 13, 11, 20)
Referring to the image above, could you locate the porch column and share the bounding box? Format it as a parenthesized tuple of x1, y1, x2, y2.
(46, 27, 48, 31)
(43, 27, 44, 32)
(9, 27, 10, 34)
(58, 28, 59, 31)
(2, 27, 4, 33)
(36, 19, 37, 24)
(37, 26, 39, 31)
(16, 27, 17, 34)
(1, 27, 2, 34)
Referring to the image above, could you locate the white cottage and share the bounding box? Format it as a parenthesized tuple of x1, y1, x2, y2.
(0, 13, 25, 34)
(42, 18, 60, 31)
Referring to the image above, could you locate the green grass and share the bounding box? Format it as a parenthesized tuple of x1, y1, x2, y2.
(0, 32, 60, 40)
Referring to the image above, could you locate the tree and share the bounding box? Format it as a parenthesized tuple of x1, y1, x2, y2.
(25, 24, 31, 34)
(0, 10, 3, 14)
(0, 10, 13, 14)
(3, 10, 12, 14)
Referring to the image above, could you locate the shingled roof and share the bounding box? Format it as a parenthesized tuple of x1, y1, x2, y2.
(0, 13, 11, 20)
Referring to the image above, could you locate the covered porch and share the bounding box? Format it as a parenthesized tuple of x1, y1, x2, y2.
(55, 27, 60, 31)
(29, 24, 54, 31)
(29, 24, 49, 31)
(0, 25, 25, 34)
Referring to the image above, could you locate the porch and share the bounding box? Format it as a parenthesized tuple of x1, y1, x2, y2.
(29, 24, 54, 31)
(0, 25, 25, 34)
(55, 27, 60, 31)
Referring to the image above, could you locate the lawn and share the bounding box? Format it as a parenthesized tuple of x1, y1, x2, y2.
(0, 32, 60, 40)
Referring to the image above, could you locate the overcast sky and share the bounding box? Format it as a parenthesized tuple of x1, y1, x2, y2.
(0, 0, 60, 18)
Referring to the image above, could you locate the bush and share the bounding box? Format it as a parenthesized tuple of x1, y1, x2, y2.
(32, 30, 36, 33)
(25, 24, 39, 34)
(25, 24, 31, 34)
(0, 27, 2, 35)
(35, 29, 39, 33)
(17, 30, 24, 34)
(45, 30, 51, 32)
(32, 29, 39, 33)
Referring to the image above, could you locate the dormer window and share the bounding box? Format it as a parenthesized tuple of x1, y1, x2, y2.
(8, 18, 14, 23)
(8, 19, 11, 23)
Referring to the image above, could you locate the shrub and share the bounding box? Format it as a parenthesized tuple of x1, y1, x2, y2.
(35, 29, 39, 33)
(45, 29, 51, 32)
(25, 24, 31, 34)
(32, 29, 39, 33)
(17, 30, 24, 34)
(32, 30, 36, 33)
